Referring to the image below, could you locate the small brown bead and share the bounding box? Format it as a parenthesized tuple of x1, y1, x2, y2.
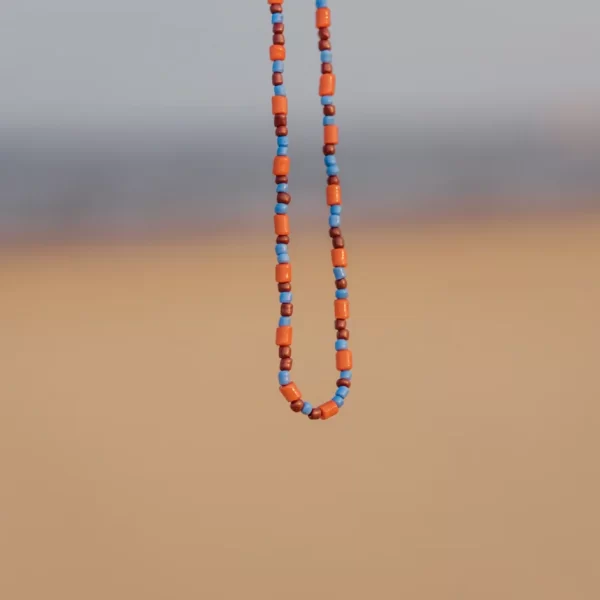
(335, 278, 347, 289)
(270, 4, 282, 14)
(277, 192, 291, 204)
(309, 408, 322, 420)
(323, 105, 336, 116)
(319, 28, 331, 40)
(337, 329, 350, 340)
(335, 319, 346, 330)
(280, 303, 293, 317)
(272, 73, 284, 86)
(275, 126, 288, 137)
(274, 114, 287, 127)
(337, 378, 351, 388)
(279, 346, 292, 359)
(328, 175, 340, 185)
(321, 63, 333, 74)
(273, 34, 285, 45)
(275, 175, 288, 184)
(319, 40, 332, 51)
(280, 358, 293, 371)
(273, 23, 284, 34)
(276, 235, 289, 244)
(278, 282, 292, 292)
(329, 227, 342, 238)
(323, 144, 336, 155)
(290, 400, 304, 413)
(332, 236, 345, 249)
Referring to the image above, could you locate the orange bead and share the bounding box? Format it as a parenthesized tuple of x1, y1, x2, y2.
(272, 96, 288, 115)
(268, 0, 283, 4)
(336, 349, 353, 371)
(326, 184, 342, 205)
(319, 73, 336, 96)
(331, 248, 347, 267)
(274, 214, 290, 235)
(275, 263, 291, 283)
(273, 155, 290, 176)
(320, 400, 339, 420)
(280, 382, 301, 402)
(276, 325, 292, 346)
(316, 7, 331, 29)
(324, 125, 339, 145)
(334, 298, 350, 319)
(270, 45, 286, 61)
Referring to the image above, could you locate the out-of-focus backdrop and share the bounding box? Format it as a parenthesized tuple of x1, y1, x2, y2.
(2, 2, 599, 599)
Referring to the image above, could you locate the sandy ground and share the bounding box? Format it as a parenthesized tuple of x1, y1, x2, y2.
(1, 215, 600, 599)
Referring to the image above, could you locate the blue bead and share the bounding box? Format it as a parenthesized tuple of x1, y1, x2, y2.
(321, 95, 334, 105)
(277, 136, 289, 147)
(279, 371, 290, 385)
(324, 155, 337, 166)
(333, 267, 346, 280)
(330, 205, 342, 215)
(335, 339, 349, 351)
(276, 183, 289, 193)
(321, 50, 333, 63)
(272, 13, 284, 24)
(277, 253, 290, 264)
(323, 116, 335, 126)
(336, 289, 349, 299)
(275, 203, 288, 214)
(333, 395, 345, 408)
(279, 292, 292, 303)
(279, 316, 291, 326)
(275, 244, 287, 255)
(277, 146, 288, 156)
(274, 85, 286, 96)
(329, 215, 341, 227)
(337, 386, 350, 399)
(273, 60, 284, 73)
(326, 164, 340, 176)
(301, 402, 313, 415)
(316, 0, 328, 7)
(340, 370, 352, 379)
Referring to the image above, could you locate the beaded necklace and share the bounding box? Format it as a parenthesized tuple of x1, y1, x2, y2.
(269, 0, 352, 421)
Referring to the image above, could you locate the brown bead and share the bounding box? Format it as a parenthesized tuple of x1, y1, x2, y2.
(276, 126, 288, 137)
(319, 28, 331, 40)
(329, 227, 342, 238)
(335, 278, 347, 289)
(323, 105, 336, 116)
(290, 400, 304, 413)
(279, 346, 292, 359)
(337, 378, 351, 388)
(332, 236, 345, 249)
(275, 175, 288, 184)
(280, 303, 293, 317)
(280, 358, 293, 371)
(272, 73, 284, 86)
(337, 329, 350, 340)
(321, 63, 333, 74)
(273, 34, 285, 45)
(273, 23, 284, 34)
(328, 175, 340, 185)
(278, 282, 292, 292)
(270, 4, 282, 14)
(319, 40, 332, 51)
(274, 114, 287, 127)
(309, 408, 322, 420)
(323, 144, 336, 155)
(335, 319, 346, 330)
(277, 192, 291, 204)
(276, 235, 289, 244)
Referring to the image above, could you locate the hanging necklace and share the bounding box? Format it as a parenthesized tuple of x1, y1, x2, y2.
(269, 0, 352, 421)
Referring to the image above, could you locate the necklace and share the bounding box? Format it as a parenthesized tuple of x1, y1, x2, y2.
(269, 0, 352, 421)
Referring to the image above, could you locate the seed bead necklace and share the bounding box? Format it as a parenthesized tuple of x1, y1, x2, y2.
(269, 0, 352, 421)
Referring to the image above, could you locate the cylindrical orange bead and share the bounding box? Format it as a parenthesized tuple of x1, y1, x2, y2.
(273, 155, 290, 176)
(270, 45, 286, 61)
(316, 7, 331, 28)
(326, 184, 342, 205)
(331, 248, 347, 267)
(276, 325, 292, 346)
(280, 382, 301, 402)
(272, 96, 288, 115)
(336, 349, 353, 371)
(268, 0, 283, 4)
(274, 214, 289, 235)
(319, 73, 336, 96)
(324, 125, 338, 145)
(334, 298, 350, 319)
(320, 400, 339, 420)
(275, 263, 291, 283)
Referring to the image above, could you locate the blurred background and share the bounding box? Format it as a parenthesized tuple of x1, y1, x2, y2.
(2, 1, 599, 599)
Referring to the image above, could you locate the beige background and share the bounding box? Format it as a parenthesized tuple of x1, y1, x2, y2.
(2, 215, 600, 599)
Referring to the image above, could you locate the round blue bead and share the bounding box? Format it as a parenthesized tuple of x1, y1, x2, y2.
(275, 203, 288, 214)
(323, 116, 335, 126)
(321, 95, 334, 105)
(329, 215, 341, 227)
(301, 402, 313, 415)
(321, 50, 333, 63)
(333, 267, 346, 280)
(333, 395, 345, 408)
(275, 244, 287, 255)
(272, 13, 284, 24)
(276, 183, 289, 193)
(279, 371, 290, 385)
(272, 60, 284, 73)
(277, 146, 288, 156)
(340, 370, 352, 380)
(335, 339, 349, 351)
(324, 155, 337, 167)
(336, 289, 349, 299)
(337, 386, 350, 399)
(330, 205, 342, 215)
(277, 253, 290, 264)
(279, 292, 292, 303)
(279, 316, 291, 326)
(277, 136, 289, 147)
(316, 0, 328, 7)
(274, 85, 286, 96)
(326, 164, 340, 176)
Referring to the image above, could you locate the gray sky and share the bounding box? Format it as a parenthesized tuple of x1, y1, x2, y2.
(0, 0, 599, 129)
